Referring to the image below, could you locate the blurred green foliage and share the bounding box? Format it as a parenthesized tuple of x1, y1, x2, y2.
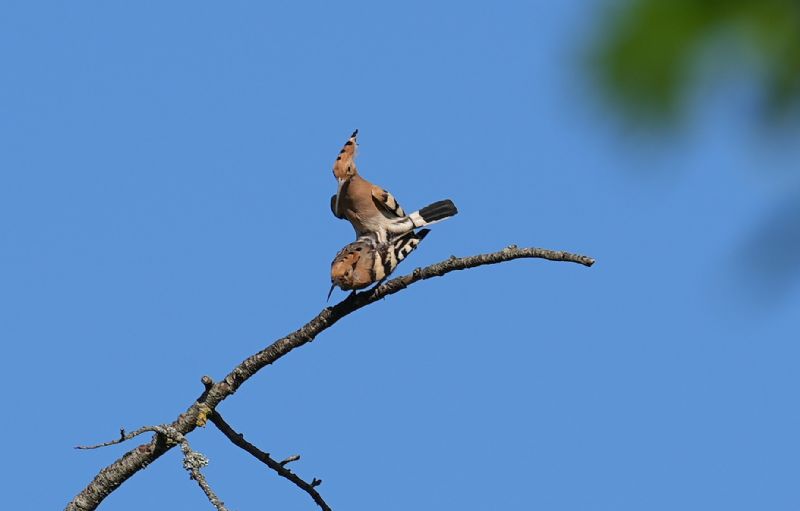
(594, 0, 800, 122)
(593, 0, 800, 297)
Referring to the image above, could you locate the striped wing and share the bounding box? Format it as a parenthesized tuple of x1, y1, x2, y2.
(330, 230, 430, 292)
(371, 186, 406, 219)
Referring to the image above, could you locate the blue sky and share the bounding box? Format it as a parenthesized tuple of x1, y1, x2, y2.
(1, 1, 798, 510)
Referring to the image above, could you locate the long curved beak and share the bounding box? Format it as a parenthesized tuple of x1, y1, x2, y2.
(327, 283, 336, 301)
(334, 177, 347, 217)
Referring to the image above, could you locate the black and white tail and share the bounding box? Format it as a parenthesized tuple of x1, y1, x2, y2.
(411, 199, 458, 226)
(387, 199, 458, 234)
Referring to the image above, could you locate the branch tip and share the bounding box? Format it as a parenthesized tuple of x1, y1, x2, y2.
(280, 454, 301, 466)
(201, 375, 214, 389)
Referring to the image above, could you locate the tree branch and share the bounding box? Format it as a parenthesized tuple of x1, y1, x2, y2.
(76, 425, 229, 511)
(66, 244, 594, 511)
(209, 411, 332, 511)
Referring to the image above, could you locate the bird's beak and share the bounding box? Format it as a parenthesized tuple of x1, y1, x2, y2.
(327, 283, 336, 302)
(334, 177, 347, 217)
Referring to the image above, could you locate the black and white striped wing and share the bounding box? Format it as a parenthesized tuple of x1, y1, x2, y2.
(371, 186, 406, 219)
(375, 229, 430, 280)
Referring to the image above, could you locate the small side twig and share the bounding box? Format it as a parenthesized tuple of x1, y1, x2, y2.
(77, 425, 229, 511)
(75, 426, 158, 450)
(210, 411, 332, 511)
(280, 454, 301, 466)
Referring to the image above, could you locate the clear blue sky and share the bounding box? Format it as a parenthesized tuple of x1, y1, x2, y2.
(2, 1, 798, 510)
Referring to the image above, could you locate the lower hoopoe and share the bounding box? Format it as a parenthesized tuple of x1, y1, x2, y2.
(328, 229, 430, 299)
(331, 130, 458, 243)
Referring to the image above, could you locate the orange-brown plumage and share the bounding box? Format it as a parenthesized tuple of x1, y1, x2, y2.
(330, 130, 458, 243)
(332, 129, 359, 183)
(330, 238, 376, 291)
(329, 229, 430, 297)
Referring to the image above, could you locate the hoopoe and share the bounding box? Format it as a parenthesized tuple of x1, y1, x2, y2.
(331, 130, 458, 243)
(329, 229, 430, 299)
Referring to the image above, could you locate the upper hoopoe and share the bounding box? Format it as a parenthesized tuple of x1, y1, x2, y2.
(331, 130, 458, 243)
(329, 228, 431, 299)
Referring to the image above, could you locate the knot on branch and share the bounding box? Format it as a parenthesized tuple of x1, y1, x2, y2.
(196, 403, 213, 428)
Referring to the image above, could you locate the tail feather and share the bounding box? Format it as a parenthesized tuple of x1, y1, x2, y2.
(418, 200, 458, 223)
(407, 199, 458, 228)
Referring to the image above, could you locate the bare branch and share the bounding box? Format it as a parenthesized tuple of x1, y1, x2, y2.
(66, 244, 594, 511)
(174, 432, 228, 511)
(210, 412, 332, 511)
(75, 427, 159, 450)
(75, 425, 229, 511)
